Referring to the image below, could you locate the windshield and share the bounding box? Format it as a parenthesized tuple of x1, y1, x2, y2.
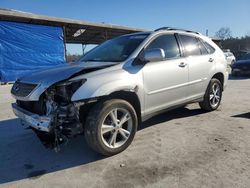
(239, 53, 250, 60)
(78, 34, 149, 62)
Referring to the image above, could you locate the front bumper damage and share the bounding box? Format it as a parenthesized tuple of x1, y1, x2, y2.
(12, 103, 52, 132)
(12, 99, 84, 151)
(11, 78, 97, 151)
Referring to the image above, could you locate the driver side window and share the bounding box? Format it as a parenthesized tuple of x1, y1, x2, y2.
(146, 34, 181, 59)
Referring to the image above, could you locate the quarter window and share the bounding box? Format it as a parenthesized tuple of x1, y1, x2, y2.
(146, 34, 181, 59)
(202, 41, 215, 54)
(179, 34, 201, 56)
(198, 39, 209, 55)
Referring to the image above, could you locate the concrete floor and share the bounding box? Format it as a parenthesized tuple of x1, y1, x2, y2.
(0, 76, 250, 188)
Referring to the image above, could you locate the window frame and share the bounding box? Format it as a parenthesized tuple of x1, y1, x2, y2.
(140, 33, 184, 61)
(176, 34, 204, 57)
(197, 38, 209, 55)
(201, 40, 216, 55)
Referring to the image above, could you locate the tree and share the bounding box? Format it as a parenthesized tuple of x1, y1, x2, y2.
(66, 53, 81, 63)
(215, 27, 232, 39)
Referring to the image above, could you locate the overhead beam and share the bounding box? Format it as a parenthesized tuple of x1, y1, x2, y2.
(0, 8, 148, 46)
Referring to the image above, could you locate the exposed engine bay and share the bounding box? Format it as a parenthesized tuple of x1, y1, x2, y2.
(15, 76, 101, 152)
(17, 82, 85, 151)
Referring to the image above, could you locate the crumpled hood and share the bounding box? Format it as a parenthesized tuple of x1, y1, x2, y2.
(20, 61, 117, 86)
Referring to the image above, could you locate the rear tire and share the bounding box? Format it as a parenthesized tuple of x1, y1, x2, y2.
(199, 78, 222, 111)
(84, 99, 138, 156)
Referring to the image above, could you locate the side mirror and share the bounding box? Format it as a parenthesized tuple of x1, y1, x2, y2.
(143, 48, 165, 62)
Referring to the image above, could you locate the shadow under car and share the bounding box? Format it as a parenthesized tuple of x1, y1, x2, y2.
(0, 106, 207, 184)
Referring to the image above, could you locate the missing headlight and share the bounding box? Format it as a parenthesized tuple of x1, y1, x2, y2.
(55, 79, 86, 101)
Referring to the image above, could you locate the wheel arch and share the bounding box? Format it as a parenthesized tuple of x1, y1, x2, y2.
(108, 90, 142, 123)
(79, 90, 142, 127)
(212, 72, 224, 91)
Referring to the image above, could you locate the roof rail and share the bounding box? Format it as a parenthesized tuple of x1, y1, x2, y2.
(154, 27, 200, 35)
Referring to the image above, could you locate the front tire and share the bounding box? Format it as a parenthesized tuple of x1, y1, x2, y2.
(199, 78, 222, 111)
(84, 99, 138, 156)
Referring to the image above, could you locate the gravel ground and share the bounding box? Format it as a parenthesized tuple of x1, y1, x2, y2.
(0, 76, 250, 188)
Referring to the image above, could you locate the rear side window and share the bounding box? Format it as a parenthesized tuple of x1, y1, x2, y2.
(198, 39, 209, 55)
(146, 34, 181, 59)
(202, 41, 215, 54)
(179, 35, 201, 56)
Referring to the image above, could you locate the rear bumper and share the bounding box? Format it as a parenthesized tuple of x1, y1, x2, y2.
(224, 71, 229, 90)
(12, 103, 52, 132)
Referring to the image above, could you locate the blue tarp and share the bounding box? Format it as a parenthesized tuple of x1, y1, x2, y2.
(0, 21, 66, 82)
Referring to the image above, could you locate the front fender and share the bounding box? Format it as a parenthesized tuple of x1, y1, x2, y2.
(92, 81, 138, 97)
(71, 79, 138, 101)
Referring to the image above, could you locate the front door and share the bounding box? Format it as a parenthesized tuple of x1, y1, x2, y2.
(142, 34, 189, 115)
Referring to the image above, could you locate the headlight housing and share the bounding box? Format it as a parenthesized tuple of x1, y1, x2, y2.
(55, 79, 86, 101)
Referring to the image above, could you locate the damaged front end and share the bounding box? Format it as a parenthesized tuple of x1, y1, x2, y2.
(12, 79, 87, 151)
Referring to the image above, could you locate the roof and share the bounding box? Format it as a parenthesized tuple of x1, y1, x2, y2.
(154, 27, 201, 35)
(0, 9, 146, 44)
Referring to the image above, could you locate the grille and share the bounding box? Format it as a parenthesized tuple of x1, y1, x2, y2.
(11, 81, 38, 97)
(17, 98, 46, 115)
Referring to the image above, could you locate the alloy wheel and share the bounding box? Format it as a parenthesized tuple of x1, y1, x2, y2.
(209, 82, 221, 108)
(101, 108, 133, 148)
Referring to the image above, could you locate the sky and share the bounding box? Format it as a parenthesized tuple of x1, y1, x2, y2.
(1, 0, 250, 54)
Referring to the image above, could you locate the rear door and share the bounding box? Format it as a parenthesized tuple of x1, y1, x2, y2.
(178, 34, 214, 99)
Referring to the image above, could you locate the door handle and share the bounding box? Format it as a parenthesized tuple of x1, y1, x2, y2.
(209, 58, 214, 62)
(179, 62, 187, 67)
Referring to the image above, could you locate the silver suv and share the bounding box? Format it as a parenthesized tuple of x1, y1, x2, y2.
(11, 27, 228, 156)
